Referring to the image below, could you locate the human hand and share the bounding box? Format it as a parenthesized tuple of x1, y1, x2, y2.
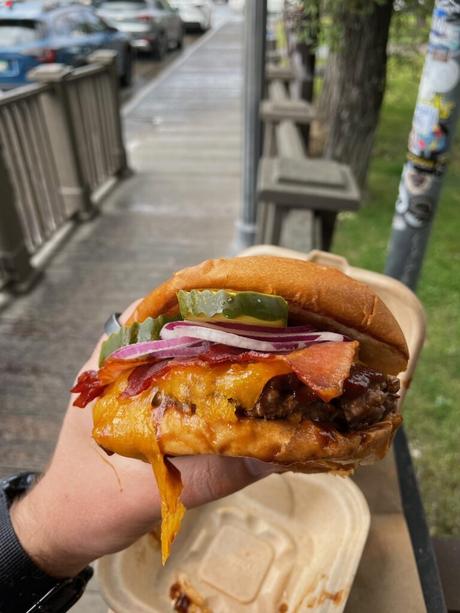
(10, 301, 277, 578)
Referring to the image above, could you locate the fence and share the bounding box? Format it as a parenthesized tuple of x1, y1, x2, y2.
(64, 62, 126, 194)
(0, 84, 65, 254)
(0, 50, 128, 290)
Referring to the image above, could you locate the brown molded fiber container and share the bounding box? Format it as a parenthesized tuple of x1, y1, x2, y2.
(96, 247, 426, 613)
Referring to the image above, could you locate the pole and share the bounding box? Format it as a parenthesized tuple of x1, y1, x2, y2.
(232, 0, 267, 252)
(385, 0, 460, 290)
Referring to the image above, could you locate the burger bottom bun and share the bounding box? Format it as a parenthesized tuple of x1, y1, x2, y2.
(93, 404, 402, 475)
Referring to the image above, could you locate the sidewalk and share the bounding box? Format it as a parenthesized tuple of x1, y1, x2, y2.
(0, 19, 243, 612)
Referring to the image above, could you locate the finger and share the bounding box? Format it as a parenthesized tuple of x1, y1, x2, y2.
(172, 455, 281, 509)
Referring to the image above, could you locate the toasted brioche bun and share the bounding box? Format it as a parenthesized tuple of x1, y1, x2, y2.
(127, 256, 409, 375)
(157, 410, 402, 467)
(93, 385, 402, 474)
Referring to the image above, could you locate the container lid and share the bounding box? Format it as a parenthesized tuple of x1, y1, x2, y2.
(97, 473, 370, 612)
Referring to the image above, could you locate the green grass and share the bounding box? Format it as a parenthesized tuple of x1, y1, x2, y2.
(332, 57, 460, 536)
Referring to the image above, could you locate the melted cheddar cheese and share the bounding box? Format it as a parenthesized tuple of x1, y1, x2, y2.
(92, 374, 185, 564)
(92, 360, 291, 563)
(155, 361, 292, 423)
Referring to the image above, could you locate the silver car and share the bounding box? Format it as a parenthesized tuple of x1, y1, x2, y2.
(169, 0, 213, 32)
(97, 0, 183, 59)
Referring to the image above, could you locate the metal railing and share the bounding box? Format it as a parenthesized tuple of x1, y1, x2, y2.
(0, 50, 128, 290)
(65, 62, 127, 194)
(0, 84, 66, 254)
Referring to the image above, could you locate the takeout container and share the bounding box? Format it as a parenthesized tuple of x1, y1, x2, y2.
(96, 248, 426, 612)
(98, 474, 370, 612)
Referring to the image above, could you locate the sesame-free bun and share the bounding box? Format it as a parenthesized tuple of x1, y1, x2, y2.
(127, 256, 409, 375)
(157, 409, 402, 471)
(93, 391, 402, 474)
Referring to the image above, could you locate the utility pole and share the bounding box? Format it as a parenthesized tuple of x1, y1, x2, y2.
(385, 0, 460, 290)
(232, 0, 267, 252)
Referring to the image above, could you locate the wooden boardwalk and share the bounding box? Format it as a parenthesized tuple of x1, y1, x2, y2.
(0, 20, 243, 611)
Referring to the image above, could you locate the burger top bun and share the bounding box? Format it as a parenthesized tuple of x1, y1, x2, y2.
(127, 256, 409, 375)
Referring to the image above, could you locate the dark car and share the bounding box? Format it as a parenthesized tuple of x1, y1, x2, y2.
(96, 0, 183, 60)
(0, 1, 133, 90)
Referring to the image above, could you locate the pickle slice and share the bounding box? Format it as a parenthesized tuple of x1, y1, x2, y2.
(99, 329, 122, 366)
(121, 322, 138, 346)
(99, 314, 179, 365)
(137, 314, 175, 342)
(137, 317, 156, 342)
(177, 289, 288, 327)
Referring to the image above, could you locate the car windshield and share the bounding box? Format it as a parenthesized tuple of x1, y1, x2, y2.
(0, 20, 40, 46)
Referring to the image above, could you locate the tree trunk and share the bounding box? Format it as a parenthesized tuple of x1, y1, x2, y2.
(320, 1, 394, 188)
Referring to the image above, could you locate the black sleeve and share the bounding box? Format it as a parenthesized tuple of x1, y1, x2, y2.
(0, 486, 59, 612)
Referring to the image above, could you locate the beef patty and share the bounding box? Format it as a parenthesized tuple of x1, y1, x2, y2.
(242, 364, 400, 431)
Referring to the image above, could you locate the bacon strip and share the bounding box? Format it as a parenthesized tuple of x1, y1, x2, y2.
(71, 370, 107, 408)
(122, 360, 170, 398)
(98, 357, 151, 385)
(281, 341, 359, 402)
(72, 341, 358, 407)
(195, 344, 275, 365)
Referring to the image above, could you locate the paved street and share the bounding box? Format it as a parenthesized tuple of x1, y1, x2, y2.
(120, 4, 237, 106)
(120, 33, 202, 106)
(0, 13, 243, 612)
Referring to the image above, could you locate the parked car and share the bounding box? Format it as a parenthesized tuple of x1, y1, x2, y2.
(169, 0, 212, 32)
(96, 0, 183, 60)
(0, 1, 133, 90)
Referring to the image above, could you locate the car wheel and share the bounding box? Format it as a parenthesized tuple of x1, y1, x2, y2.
(120, 47, 133, 87)
(152, 32, 167, 60)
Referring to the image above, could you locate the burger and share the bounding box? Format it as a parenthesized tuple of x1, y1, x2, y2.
(72, 256, 408, 562)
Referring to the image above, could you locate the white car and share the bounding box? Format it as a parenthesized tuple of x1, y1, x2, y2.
(229, 0, 284, 13)
(169, 0, 213, 32)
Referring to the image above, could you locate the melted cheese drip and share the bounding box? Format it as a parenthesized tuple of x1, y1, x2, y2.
(93, 374, 186, 564)
(92, 360, 291, 562)
(149, 452, 185, 564)
(155, 361, 291, 423)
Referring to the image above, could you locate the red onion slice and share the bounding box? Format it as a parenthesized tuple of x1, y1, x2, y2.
(160, 321, 346, 352)
(109, 337, 209, 361)
(163, 320, 318, 340)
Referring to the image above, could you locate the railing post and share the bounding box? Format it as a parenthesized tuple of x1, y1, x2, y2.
(87, 50, 130, 177)
(28, 64, 96, 220)
(0, 146, 36, 290)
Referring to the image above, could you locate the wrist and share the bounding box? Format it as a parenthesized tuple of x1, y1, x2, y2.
(10, 480, 91, 578)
